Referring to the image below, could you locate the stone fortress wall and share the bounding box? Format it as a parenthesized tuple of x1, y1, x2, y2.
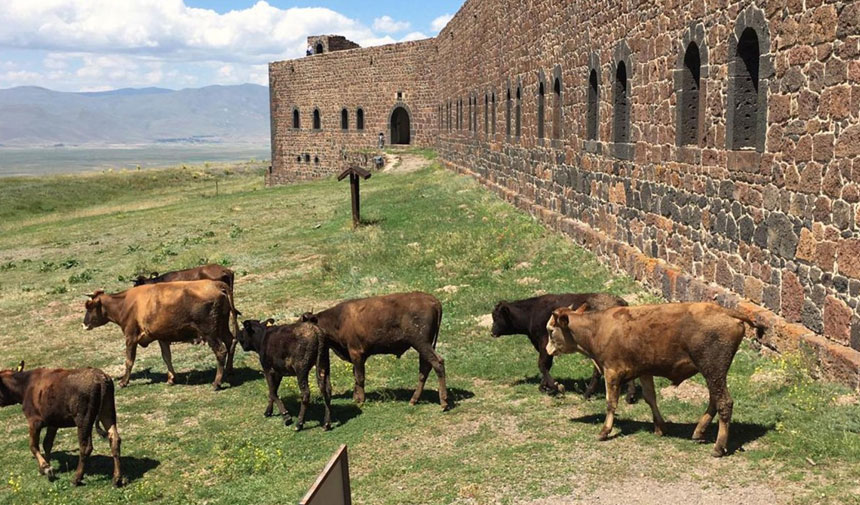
(269, 1, 860, 387)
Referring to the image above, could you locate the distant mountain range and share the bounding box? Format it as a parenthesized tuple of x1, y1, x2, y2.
(0, 84, 270, 146)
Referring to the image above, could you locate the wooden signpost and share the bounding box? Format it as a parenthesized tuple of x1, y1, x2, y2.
(337, 166, 372, 228)
(299, 445, 352, 505)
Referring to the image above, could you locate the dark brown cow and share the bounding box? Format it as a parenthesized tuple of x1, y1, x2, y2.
(238, 318, 332, 431)
(0, 362, 122, 487)
(133, 264, 241, 370)
(490, 293, 634, 400)
(546, 302, 764, 457)
(83, 280, 234, 390)
(300, 291, 449, 410)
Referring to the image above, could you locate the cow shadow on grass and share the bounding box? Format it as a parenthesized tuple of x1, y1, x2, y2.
(52, 452, 160, 484)
(262, 401, 364, 430)
(126, 366, 261, 389)
(332, 387, 475, 408)
(568, 414, 773, 455)
(514, 375, 641, 400)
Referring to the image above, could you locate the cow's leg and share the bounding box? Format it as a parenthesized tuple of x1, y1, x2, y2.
(625, 380, 637, 404)
(693, 392, 717, 443)
(409, 356, 432, 406)
(584, 366, 601, 399)
(206, 338, 228, 391)
(711, 376, 733, 458)
(295, 368, 311, 431)
(415, 344, 449, 411)
(316, 364, 332, 431)
(28, 421, 53, 478)
(72, 424, 94, 486)
(42, 426, 58, 460)
(263, 370, 290, 421)
(350, 352, 366, 404)
(158, 341, 176, 385)
(598, 370, 622, 441)
(98, 400, 123, 487)
(119, 342, 137, 388)
(639, 375, 667, 436)
(538, 348, 562, 394)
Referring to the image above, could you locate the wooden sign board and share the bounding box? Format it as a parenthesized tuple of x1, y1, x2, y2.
(299, 445, 352, 505)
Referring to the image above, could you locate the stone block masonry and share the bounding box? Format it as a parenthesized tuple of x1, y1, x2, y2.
(270, 0, 860, 388)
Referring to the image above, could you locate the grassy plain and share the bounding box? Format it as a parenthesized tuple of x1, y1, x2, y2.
(0, 153, 858, 505)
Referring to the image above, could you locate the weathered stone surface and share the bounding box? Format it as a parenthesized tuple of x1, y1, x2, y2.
(823, 296, 852, 344)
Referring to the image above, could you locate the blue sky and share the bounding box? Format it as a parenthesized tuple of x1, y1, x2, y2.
(0, 1, 463, 92)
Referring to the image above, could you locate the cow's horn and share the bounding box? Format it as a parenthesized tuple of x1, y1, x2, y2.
(16, 361, 24, 372)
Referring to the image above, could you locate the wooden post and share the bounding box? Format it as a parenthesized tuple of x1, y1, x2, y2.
(338, 166, 371, 229)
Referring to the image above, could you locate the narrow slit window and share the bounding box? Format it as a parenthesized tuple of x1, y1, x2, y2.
(731, 28, 760, 149)
(356, 108, 365, 130)
(515, 86, 522, 138)
(341, 109, 349, 130)
(552, 77, 562, 140)
(587, 69, 599, 140)
(613, 62, 629, 144)
(537, 81, 546, 139)
(292, 108, 300, 129)
(313, 108, 321, 130)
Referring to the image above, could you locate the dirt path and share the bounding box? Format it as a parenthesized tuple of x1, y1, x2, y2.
(382, 152, 430, 174)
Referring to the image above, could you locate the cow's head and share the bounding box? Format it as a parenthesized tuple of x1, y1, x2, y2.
(239, 319, 275, 352)
(83, 290, 109, 330)
(546, 304, 588, 356)
(132, 272, 159, 287)
(0, 361, 24, 406)
(490, 302, 513, 338)
(298, 312, 318, 324)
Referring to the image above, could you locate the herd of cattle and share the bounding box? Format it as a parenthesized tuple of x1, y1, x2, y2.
(0, 263, 765, 487)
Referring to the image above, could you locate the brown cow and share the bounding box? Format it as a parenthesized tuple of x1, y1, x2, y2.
(490, 293, 634, 400)
(238, 318, 332, 431)
(546, 302, 764, 457)
(133, 264, 241, 370)
(300, 291, 449, 411)
(0, 362, 122, 487)
(83, 280, 234, 390)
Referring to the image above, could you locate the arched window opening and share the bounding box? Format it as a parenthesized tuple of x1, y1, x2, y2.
(313, 108, 321, 130)
(587, 69, 599, 140)
(356, 108, 365, 130)
(613, 62, 629, 144)
(506, 88, 511, 137)
(484, 94, 489, 136)
(341, 108, 349, 130)
(304, 154, 311, 163)
(537, 80, 546, 139)
(296, 155, 302, 163)
(552, 77, 562, 140)
(678, 42, 701, 146)
(314, 156, 319, 164)
(315, 43, 324, 54)
(515, 86, 522, 139)
(292, 108, 300, 129)
(491, 93, 496, 135)
(732, 28, 760, 149)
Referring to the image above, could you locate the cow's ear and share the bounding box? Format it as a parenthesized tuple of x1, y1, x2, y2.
(265, 319, 275, 327)
(556, 313, 569, 328)
(149, 272, 159, 279)
(304, 314, 319, 325)
(571, 303, 588, 314)
(16, 361, 24, 372)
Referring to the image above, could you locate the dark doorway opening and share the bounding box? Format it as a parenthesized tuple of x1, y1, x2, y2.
(390, 106, 411, 145)
(315, 43, 324, 54)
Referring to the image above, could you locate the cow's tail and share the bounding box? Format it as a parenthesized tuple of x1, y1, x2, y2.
(725, 308, 766, 341)
(431, 304, 443, 350)
(95, 375, 117, 439)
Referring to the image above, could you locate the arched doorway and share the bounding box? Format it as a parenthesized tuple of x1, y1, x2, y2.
(315, 43, 324, 54)
(390, 106, 411, 145)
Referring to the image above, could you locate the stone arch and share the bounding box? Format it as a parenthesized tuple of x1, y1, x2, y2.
(552, 64, 562, 140)
(676, 23, 709, 147)
(587, 52, 600, 142)
(612, 40, 634, 160)
(389, 103, 412, 145)
(727, 6, 771, 152)
(312, 108, 321, 130)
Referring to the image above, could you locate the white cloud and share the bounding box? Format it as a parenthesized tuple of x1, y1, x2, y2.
(372, 15, 410, 33)
(431, 14, 454, 32)
(400, 32, 428, 42)
(0, 1, 453, 91)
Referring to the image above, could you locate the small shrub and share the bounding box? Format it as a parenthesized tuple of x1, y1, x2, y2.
(38, 261, 57, 272)
(47, 284, 68, 295)
(0, 261, 15, 271)
(59, 258, 80, 269)
(69, 269, 95, 284)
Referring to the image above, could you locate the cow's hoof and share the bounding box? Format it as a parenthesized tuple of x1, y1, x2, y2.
(654, 427, 664, 437)
(597, 431, 611, 441)
(113, 477, 125, 488)
(263, 409, 273, 418)
(323, 424, 332, 432)
(283, 417, 293, 427)
(556, 383, 566, 394)
(711, 447, 727, 458)
(294, 424, 304, 432)
(212, 383, 222, 392)
(692, 436, 707, 444)
(72, 479, 83, 487)
(118, 381, 129, 389)
(41, 466, 54, 479)
(625, 395, 636, 405)
(409, 399, 418, 406)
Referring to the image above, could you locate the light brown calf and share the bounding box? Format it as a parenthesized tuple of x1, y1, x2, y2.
(546, 302, 763, 457)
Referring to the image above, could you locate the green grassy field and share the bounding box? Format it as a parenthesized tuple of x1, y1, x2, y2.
(0, 153, 858, 505)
